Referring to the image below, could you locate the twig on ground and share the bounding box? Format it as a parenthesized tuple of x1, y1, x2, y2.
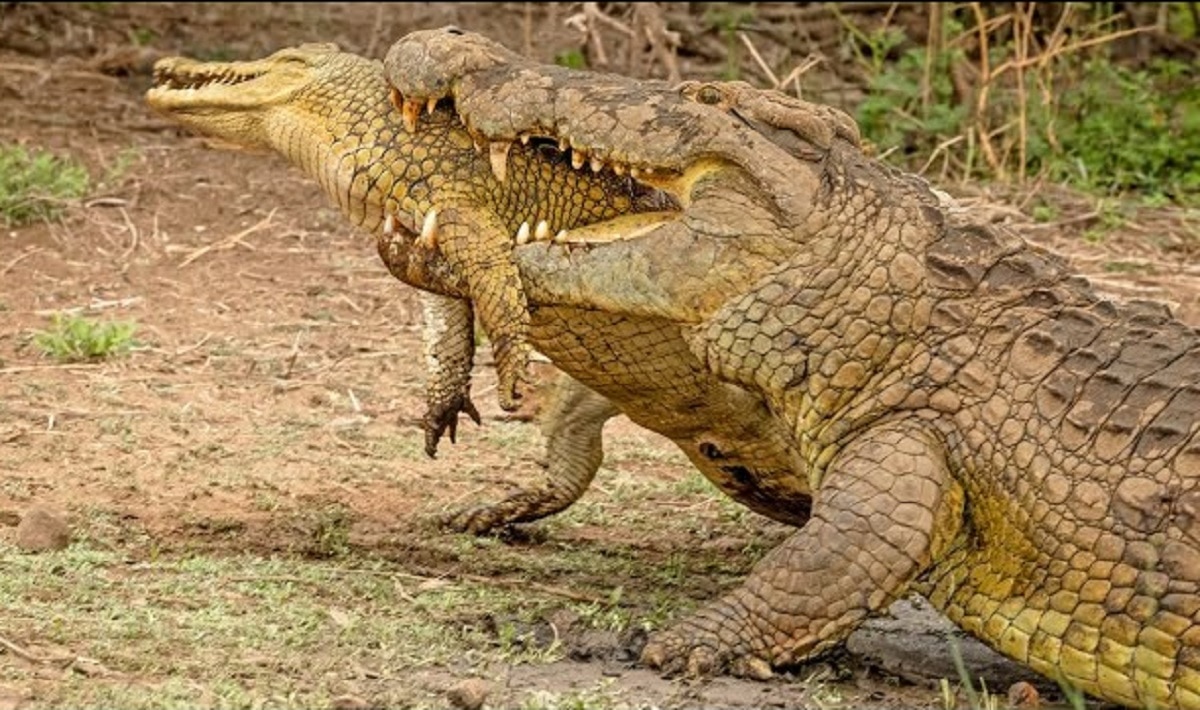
(0, 363, 102, 375)
(33, 296, 143, 316)
(119, 206, 140, 260)
(0, 247, 43, 277)
(178, 208, 276, 268)
(0, 635, 51, 664)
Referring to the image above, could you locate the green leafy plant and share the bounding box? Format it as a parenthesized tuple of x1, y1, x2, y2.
(0, 145, 90, 226)
(1036, 58, 1200, 201)
(554, 48, 587, 70)
(32, 313, 138, 362)
(845, 6, 1199, 205)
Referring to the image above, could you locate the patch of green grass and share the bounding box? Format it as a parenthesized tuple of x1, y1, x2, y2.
(128, 26, 157, 47)
(1040, 58, 1200, 202)
(846, 12, 1199, 205)
(0, 144, 90, 226)
(703, 4, 757, 80)
(32, 313, 138, 363)
(0, 543, 540, 708)
(299, 503, 353, 558)
(519, 681, 624, 710)
(554, 48, 587, 70)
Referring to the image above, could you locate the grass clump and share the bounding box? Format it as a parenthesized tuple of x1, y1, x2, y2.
(0, 144, 90, 226)
(844, 4, 1199, 205)
(32, 313, 138, 362)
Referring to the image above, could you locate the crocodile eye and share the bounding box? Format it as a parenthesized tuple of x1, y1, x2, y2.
(445, 26, 465, 35)
(695, 85, 722, 105)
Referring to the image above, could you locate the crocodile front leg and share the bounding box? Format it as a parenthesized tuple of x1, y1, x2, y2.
(443, 374, 620, 533)
(426, 200, 531, 411)
(419, 291, 481, 457)
(642, 420, 964, 678)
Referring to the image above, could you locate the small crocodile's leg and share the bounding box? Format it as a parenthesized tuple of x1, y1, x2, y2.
(444, 374, 620, 533)
(427, 201, 531, 411)
(642, 420, 964, 678)
(419, 291, 481, 457)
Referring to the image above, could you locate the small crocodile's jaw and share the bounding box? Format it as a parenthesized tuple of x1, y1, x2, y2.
(145, 45, 340, 147)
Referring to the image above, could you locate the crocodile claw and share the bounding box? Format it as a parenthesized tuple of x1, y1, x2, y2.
(641, 628, 773, 681)
(422, 392, 482, 458)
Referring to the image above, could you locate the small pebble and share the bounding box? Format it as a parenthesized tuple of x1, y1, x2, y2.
(15, 508, 70, 552)
(447, 678, 490, 710)
(1007, 680, 1040, 708)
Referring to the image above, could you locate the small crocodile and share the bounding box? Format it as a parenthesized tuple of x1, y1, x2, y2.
(384, 27, 1200, 710)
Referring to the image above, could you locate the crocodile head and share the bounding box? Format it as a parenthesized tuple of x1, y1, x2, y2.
(147, 43, 353, 151)
(385, 27, 861, 210)
(384, 27, 870, 325)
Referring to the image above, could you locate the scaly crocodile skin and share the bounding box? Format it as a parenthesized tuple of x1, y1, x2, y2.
(385, 28, 1200, 710)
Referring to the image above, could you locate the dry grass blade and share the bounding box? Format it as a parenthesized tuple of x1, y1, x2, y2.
(737, 31, 778, 87)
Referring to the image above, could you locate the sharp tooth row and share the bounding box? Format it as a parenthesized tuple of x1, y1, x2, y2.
(381, 208, 613, 251)
(513, 219, 567, 245)
(392, 92, 652, 183)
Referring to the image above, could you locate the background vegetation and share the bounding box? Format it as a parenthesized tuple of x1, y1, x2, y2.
(557, 2, 1198, 206)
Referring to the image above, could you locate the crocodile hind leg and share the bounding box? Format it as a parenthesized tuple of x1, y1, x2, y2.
(642, 420, 964, 678)
(443, 374, 620, 534)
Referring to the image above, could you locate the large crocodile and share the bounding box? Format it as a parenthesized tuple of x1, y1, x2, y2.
(143, 44, 834, 537)
(379, 28, 1200, 710)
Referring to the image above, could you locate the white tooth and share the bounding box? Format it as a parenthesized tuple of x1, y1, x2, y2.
(630, 166, 641, 178)
(612, 163, 626, 176)
(571, 151, 586, 170)
(554, 229, 568, 243)
(515, 221, 531, 245)
(383, 213, 395, 235)
(519, 133, 530, 145)
(590, 157, 603, 173)
(489, 141, 510, 183)
(426, 97, 438, 114)
(557, 137, 569, 152)
(534, 220, 550, 240)
(420, 208, 439, 248)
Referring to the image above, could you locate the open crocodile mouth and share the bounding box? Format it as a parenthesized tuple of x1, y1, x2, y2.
(151, 65, 267, 91)
(385, 88, 684, 248)
(389, 87, 686, 191)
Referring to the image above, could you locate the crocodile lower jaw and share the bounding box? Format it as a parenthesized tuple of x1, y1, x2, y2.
(382, 208, 675, 250)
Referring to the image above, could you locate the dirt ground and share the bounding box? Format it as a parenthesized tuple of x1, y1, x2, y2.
(1, 4, 1197, 709)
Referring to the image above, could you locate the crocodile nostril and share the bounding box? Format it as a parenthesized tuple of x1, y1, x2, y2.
(445, 26, 465, 36)
(721, 465, 754, 486)
(699, 442, 723, 460)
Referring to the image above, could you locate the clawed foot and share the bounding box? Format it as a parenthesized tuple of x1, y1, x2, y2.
(439, 503, 507, 535)
(641, 624, 774, 681)
(492, 335, 532, 412)
(423, 392, 482, 458)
